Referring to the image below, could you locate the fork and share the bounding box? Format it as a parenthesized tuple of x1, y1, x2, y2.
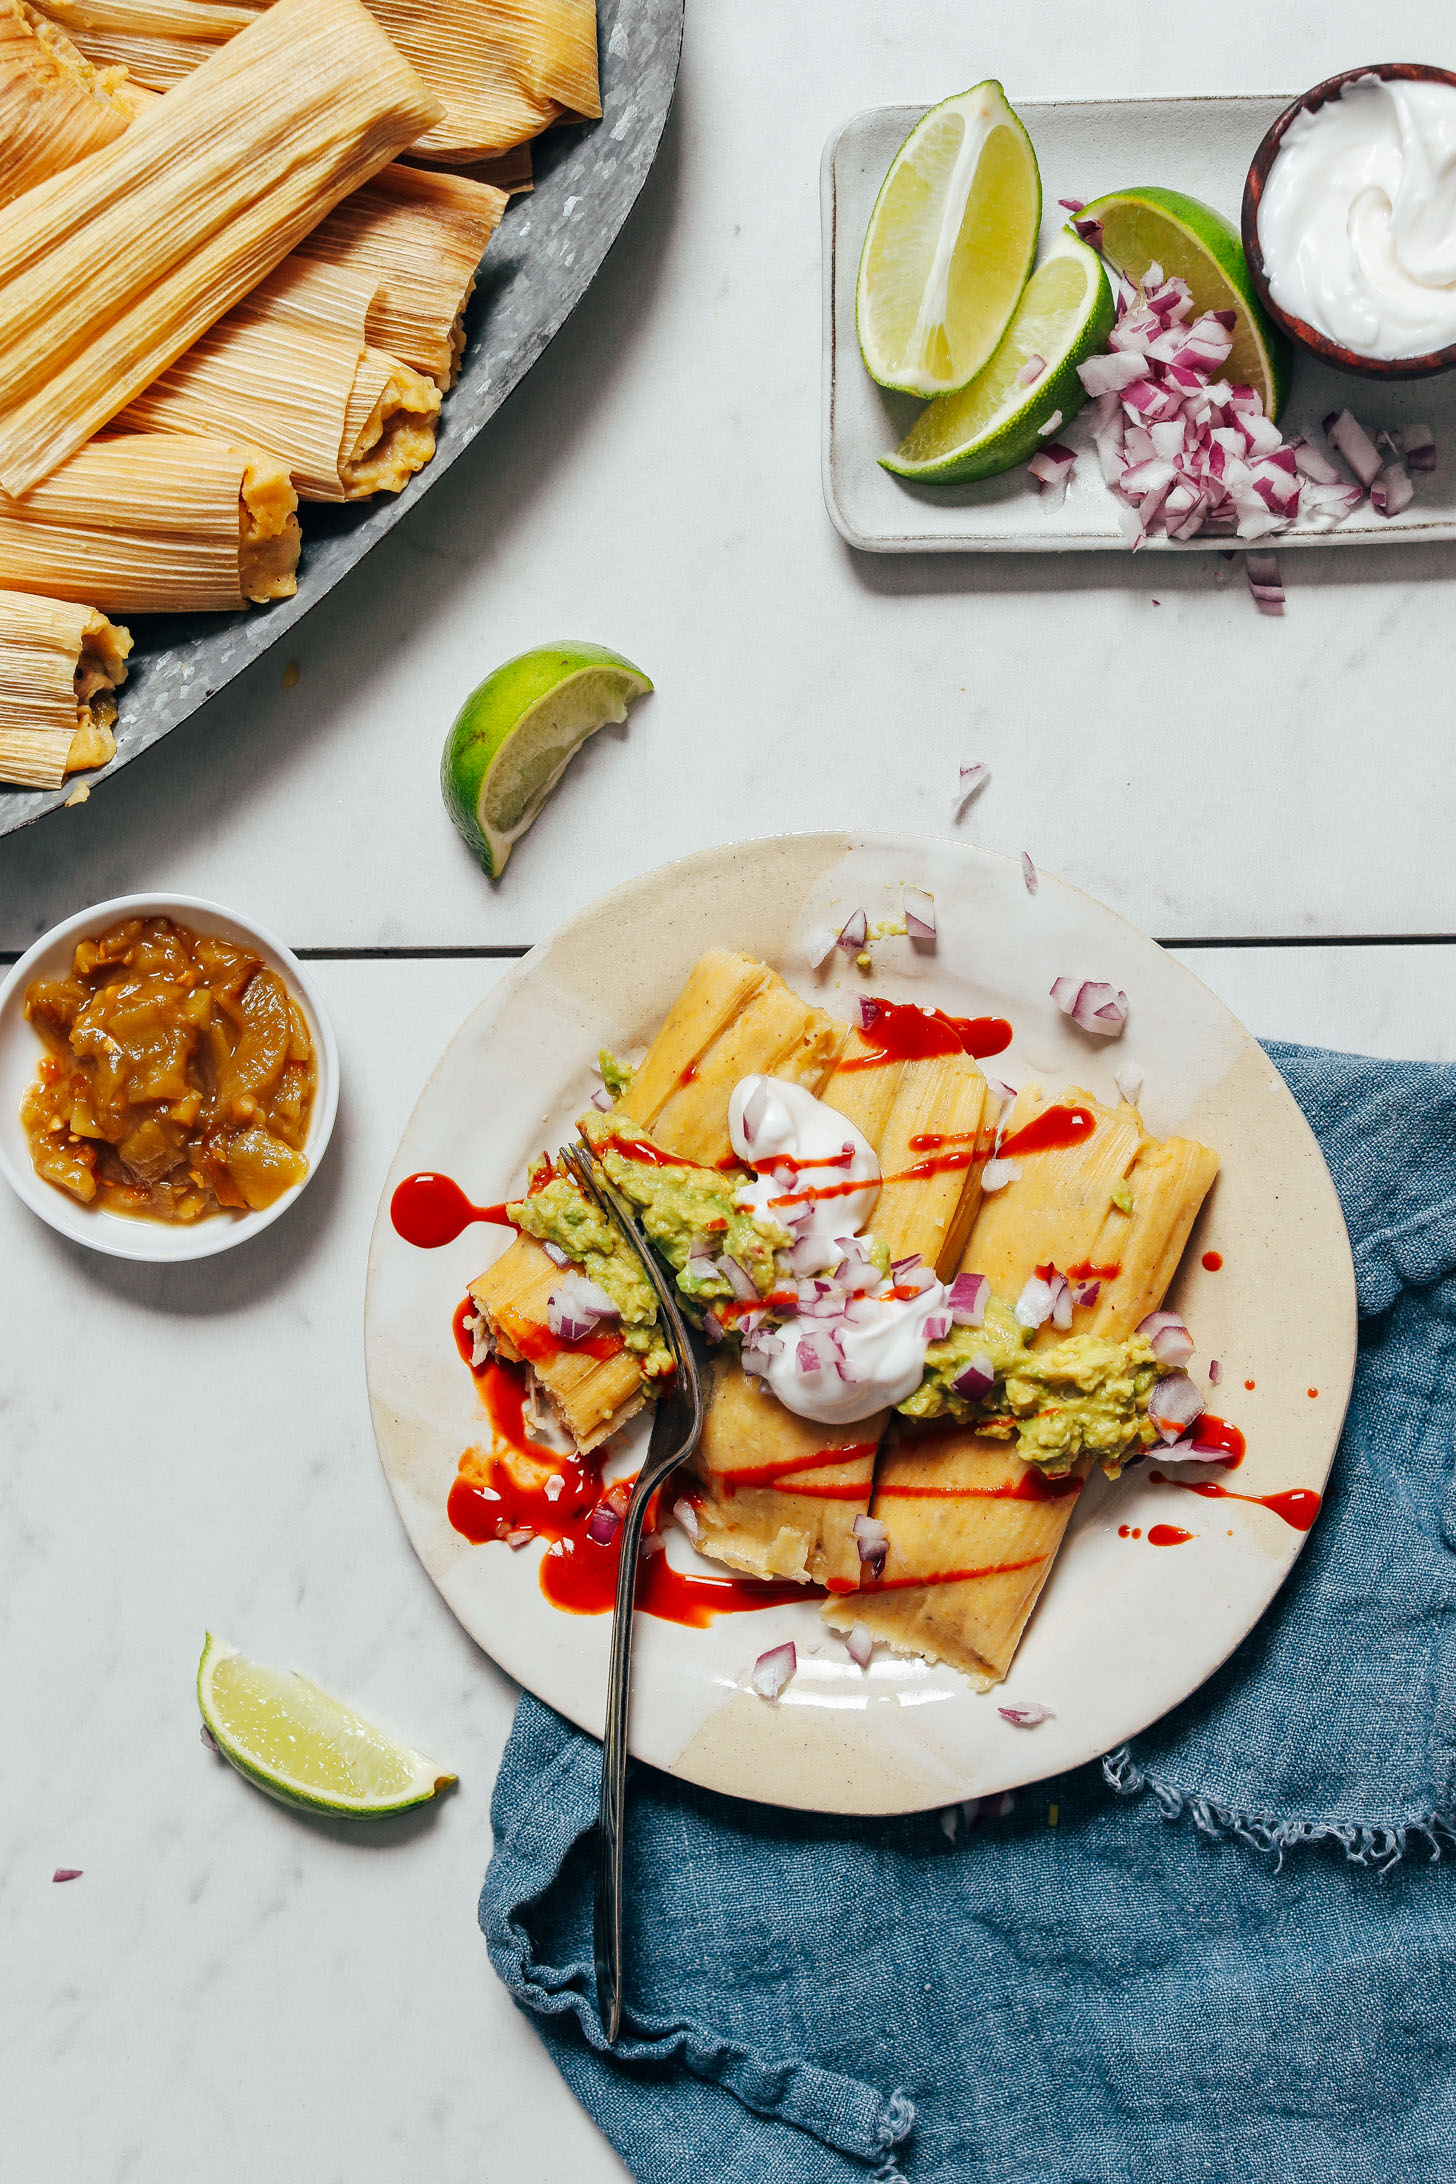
(559, 1139, 706, 2045)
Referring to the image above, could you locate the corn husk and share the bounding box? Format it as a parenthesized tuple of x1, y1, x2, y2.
(38, 0, 598, 160)
(121, 263, 441, 501)
(430, 141, 532, 195)
(298, 165, 506, 388)
(0, 585, 129, 787)
(821, 1086, 1219, 1684)
(0, 433, 299, 612)
(0, 0, 132, 206)
(0, 0, 441, 496)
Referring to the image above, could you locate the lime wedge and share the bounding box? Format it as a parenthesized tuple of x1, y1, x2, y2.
(857, 80, 1041, 398)
(883, 231, 1113, 483)
(197, 1633, 455, 1818)
(1077, 186, 1291, 420)
(441, 641, 652, 879)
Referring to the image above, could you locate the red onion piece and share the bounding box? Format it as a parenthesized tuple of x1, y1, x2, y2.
(1291, 437, 1343, 486)
(956, 760, 990, 813)
(803, 925, 838, 971)
(1148, 1370, 1206, 1442)
(585, 1503, 622, 1546)
(997, 1702, 1052, 1727)
(1071, 214, 1103, 246)
(1077, 350, 1150, 396)
(1037, 409, 1064, 437)
(1406, 423, 1437, 472)
(1208, 1358, 1224, 1385)
(751, 1641, 797, 1701)
(1114, 1063, 1144, 1105)
(980, 1157, 1021, 1193)
(951, 1351, 995, 1399)
(703, 1308, 725, 1348)
(1052, 977, 1128, 1039)
(673, 1496, 700, 1545)
(1073, 1279, 1100, 1308)
(1058, 196, 1086, 214)
(795, 1336, 823, 1374)
(545, 1473, 565, 1502)
(1371, 462, 1414, 518)
(1245, 551, 1285, 616)
(1017, 353, 1047, 386)
(1028, 445, 1076, 491)
(717, 1253, 758, 1303)
(589, 1086, 614, 1111)
(844, 1623, 874, 1669)
(52, 1868, 83, 1883)
(948, 1270, 988, 1326)
(1049, 1271, 1073, 1331)
(201, 1722, 219, 1752)
(836, 908, 868, 952)
(1136, 1307, 1194, 1368)
(1325, 409, 1383, 489)
(547, 1272, 620, 1341)
(541, 1240, 572, 1267)
(506, 1525, 536, 1549)
(922, 1313, 951, 1342)
(1015, 1275, 1054, 1329)
(1021, 852, 1038, 895)
(903, 886, 937, 941)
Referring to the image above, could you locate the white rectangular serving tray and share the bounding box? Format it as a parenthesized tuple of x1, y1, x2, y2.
(823, 93, 1456, 552)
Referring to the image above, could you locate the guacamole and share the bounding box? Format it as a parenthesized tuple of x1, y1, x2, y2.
(897, 1292, 1160, 1477)
(598, 1049, 635, 1099)
(577, 1108, 789, 1300)
(509, 1172, 675, 1379)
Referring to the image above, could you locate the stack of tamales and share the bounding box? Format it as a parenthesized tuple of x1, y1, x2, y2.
(0, 0, 597, 788)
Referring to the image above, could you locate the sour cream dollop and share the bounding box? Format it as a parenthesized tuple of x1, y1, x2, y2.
(727, 1074, 948, 1426)
(1258, 75, 1456, 359)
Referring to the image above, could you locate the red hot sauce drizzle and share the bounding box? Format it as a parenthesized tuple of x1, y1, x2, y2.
(1149, 1468, 1320, 1534)
(391, 1171, 516, 1248)
(997, 1104, 1098, 1159)
(835, 997, 1013, 1070)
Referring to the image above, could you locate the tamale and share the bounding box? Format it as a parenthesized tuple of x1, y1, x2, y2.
(0, 587, 129, 788)
(0, 0, 131, 206)
(691, 1027, 998, 1589)
(822, 1085, 1218, 1683)
(38, 0, 598, 161)
(0, 433, 299, 612)
(121, 265, 441, 501)
(0, 0, 442, 496)
(434, 141, 533, 195)
(298, 165, 507, 388)
(469, 953, 849, 1452)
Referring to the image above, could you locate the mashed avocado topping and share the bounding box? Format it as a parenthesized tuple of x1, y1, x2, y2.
(577, 1108, 789, 1299)
(509, 1174, 674, 1377)
(898, 1291, 1160, 1477)
(598, 1049, 635, 1099)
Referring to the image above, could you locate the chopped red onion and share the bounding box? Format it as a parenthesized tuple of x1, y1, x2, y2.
(1114, 1063, 1144, 1105)
(751, 1640, 797, 1700)
(541, 1240, 572, 1267)
(1029, 444, 1076, 491)
(844, 1623, 874, 1669)
(891, 1252, 923, 1274)
(1017, 353, 1047, 386)
(1325, 408, 1382, 489)
(1372, 462, 1414, 518)
(922, 1313, 951, 1342)
(1136, 1307, 1194, 1368)
(1208, 1358, 1224, 1385)
(1071, 214, 1103, 246)
(588, 1087, 614, 1111)
(200, 1722, 219, 1752)
(52, 1868, 83, 1883)
(948, 1270, 988, 1326)
(506, 1525, 536, 1549)
(673, 1496, 700, 1545)
(547, 1272, 620, 1342)
(585, 1503, 622, 1546)
(951, 1351, 995, 1399)
(1015, 1274, 1055, 1329)
(1051, 976, 1129, 1039)
(997, 1701, 1053, 1727)
(853, 1512, 889, 1577)
(836, 908, 868, 952)
(1148, 1370, 1206, 1442)
(903, 886, 937, 942)
(703, 1308, 725, 1348)
(1021, 852, 1038, 895)
(1049, 1271, 1073, 1331)
(980, 1157, 1021, 1193)
(717, 1253, 758, 1303)
(956, 760, 990, 814)
(1058, 196, 1085, 214)
(1290, 437, 1344, 486)
(1037, 409, 1065, 437)
(1245, 551, 1285, 616)
(796, 1336, 823, 1374)
(640, 1531, 665, 1558)
(544, 1473, 565, 1502)
(1406, 423, 1437, 472)
(1073, 1279, 1100, 1308)
(1077, 350, 1151, 396)
(803, 925, 838, 971)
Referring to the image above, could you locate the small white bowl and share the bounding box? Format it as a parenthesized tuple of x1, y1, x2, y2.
(0, 893, 339, 1262)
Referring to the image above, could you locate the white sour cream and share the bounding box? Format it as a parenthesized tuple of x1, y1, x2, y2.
(727, 1074, 948, 1426)
(1258, 75, 1456, 359)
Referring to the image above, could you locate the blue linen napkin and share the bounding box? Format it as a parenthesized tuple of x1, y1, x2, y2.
(481, 1042, 1456, 2184)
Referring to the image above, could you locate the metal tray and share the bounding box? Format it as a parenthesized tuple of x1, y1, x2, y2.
(1, 0, 683, 837)
(823, 93, 1456, 553)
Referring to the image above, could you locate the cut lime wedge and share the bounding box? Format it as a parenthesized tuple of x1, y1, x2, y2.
(441, 642, 652, 880)
(884, 231, 1114, 483)
(857, 81, 1041, 398)
(1077, 186, 1291, 420)
(197, 1633, 455, 1819)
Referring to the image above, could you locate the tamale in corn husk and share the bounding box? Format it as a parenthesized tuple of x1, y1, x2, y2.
(298, 165, 506, 388)
(121, 262, 441, 501)
(469, 953, 849, 1454)
(0, 587, 129, 787)
(822, 1085, 1219, 1683)
(0, 433, 299, 612)
(691, 1026, 999, 1589)
(0, 0, 133, 206)
(0, 0, 441, 496)
(433, 140, 533, 195)
(38, 0, 598, 161)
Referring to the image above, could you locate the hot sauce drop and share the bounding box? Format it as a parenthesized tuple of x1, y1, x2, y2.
(998, 1104, 1097, 1159)
(1201, 1250, 1223, 1271)
(1147, 1524, 1194, 1547)
(391, 1171, 515, 1248)
(1149, 1468, 1320, 1534)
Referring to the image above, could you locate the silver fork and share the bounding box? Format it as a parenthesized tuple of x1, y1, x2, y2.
(559, 1139, 706, 2045)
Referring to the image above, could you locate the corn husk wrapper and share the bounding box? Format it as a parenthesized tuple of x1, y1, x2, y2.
(38, 0, 598, 160)
(426, 140, 532, 195)
(0, 433, 299, 612)
(0, 0, 441, 496)
(0, 0, 132, 205)
(298, 165, 506, 388)
(121, 261, 440, 500)
(822, 1085, 1219, 1684)
(0, 585, 129, 787)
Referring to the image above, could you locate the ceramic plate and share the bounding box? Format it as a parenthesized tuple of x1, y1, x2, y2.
(824, 94, 1456, 553)
(0, 0, 684, 837)
(365, 833, 1355, 1815)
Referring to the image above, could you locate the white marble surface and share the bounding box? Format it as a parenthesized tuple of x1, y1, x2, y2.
(4, 4, 1456, 2179)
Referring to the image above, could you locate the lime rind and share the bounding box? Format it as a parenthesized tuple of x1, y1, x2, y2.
(883, 230, 1114, 483)
(197, 1633, 455, 1820)
(856, 80, 1042, 399)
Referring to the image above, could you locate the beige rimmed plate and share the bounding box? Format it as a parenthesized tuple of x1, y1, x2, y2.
(365, 833, 1354, 1816)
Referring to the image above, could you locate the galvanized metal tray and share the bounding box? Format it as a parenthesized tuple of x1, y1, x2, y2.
(823, 94, 1456, 553)
(1, 0, 683, 837)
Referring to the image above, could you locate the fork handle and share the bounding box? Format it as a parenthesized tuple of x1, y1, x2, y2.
(592, 1485, 652, 2045)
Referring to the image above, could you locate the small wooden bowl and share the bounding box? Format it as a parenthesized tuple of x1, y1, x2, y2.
(1242, 61, 1456, 381)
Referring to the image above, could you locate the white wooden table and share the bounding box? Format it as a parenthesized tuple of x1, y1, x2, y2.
(3, 5, 1454, 2178)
